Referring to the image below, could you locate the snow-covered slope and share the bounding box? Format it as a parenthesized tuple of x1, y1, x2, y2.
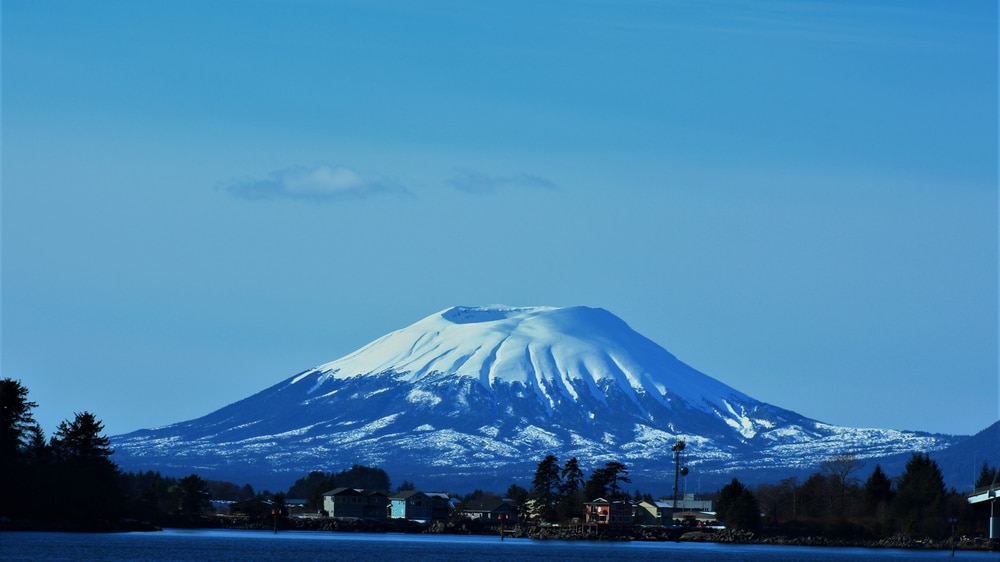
(111, 305, 961, 491)
(297, 306, 759, 428)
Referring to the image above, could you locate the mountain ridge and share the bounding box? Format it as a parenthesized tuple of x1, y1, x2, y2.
(111, 305, 964, 492)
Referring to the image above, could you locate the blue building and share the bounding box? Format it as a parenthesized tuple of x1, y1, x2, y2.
(388, 490, 453, 522)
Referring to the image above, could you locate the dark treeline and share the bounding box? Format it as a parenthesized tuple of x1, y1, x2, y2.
(522, 455, 637, 523)
(2, 378, 127, 528)
(746, 452, 995, 540)
(516, 451, 995, 541)
(286, 465, 395, 510)
(0, 379, 423, 529)
(2, 379, 287, 529)
(1, 377, 994, 540)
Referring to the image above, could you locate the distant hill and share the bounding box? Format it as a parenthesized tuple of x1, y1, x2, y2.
(931, 420, 1000, 492)
(111, 305, 963, 492)
(840, 420, 999, 493)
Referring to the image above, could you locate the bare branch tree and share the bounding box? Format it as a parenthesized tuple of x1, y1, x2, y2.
(821, 452, 863, 517)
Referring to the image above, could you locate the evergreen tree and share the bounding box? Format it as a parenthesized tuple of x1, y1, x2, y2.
(604, 461, 630, 499)
(173, 473, 212, 517)
(557, 457, 585, 521)
(50, 411, 114, 461)
(207, 479, 246, 502)
(505, 483, 530, 521)
(560, 457, 585, 496)
(863, 464, 893, 517)
(335, 464, 391, 490)
(975, 462, 997, 489)
(894, 453, 946, 537)
(459, 489, 488, 504)
(0, 379, 40, 519)
(0, 378, 37, 460)
(24, 423, 48, 463)
(798, 473, 831, 519)
(289, 470, 332, 508)
(716, 478, 761, 531)
(583, 461, 630, 500)
(529, 455, 561, 522)
(732, 487, 762, 531)
(716, 478, 745, 522)
(121, 470, 176, 523)
(49, 411, 124, 523)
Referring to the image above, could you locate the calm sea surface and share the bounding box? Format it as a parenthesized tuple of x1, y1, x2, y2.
(2, 529, 998, 562)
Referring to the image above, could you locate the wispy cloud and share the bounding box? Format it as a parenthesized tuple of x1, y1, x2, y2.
(449, 169, 559, 195)
(220, 165, 411, 202)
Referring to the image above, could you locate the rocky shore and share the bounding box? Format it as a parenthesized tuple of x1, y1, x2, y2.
(449, 521, 997, 552)
(5, 515, 995, 553)
(674, 528, 996, 552)
(216, 515, 997, 552)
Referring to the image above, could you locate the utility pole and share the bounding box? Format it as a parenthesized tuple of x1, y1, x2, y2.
(948, 516, 956, 557)
(671, 439, 689, 524)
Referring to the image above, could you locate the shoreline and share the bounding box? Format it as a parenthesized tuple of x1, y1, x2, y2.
(520, 524, 997, 552)
(3, 516, 996, 553)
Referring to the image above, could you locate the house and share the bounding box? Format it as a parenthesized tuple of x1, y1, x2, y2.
(456, 498, 517, 523)
(322, 487, 366, 518)
(361, 489, 389, 520)
(584, 497, 632, 529)
(388, 490, 453, 522)
(322, 488, 390, 519)
(634, 500, 672, 525)
(636, 496, 716, 526)
(671, 494, 714, 512)
(427, 492, 457, 521)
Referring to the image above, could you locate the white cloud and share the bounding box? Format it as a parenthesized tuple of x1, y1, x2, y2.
(221, 165, 411, 202)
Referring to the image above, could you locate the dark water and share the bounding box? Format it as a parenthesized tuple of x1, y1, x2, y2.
(2, 529, 997, 562)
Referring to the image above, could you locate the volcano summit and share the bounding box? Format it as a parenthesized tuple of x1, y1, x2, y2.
(112, 306, 958, 490)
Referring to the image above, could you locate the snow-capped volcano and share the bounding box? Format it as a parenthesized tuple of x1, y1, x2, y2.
(299, 305, 758, 430)
(111, 306, 959, 491)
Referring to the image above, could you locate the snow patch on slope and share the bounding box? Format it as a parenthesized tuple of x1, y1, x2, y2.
(407, 388, 442, 407)
(720, 400, 759, 439)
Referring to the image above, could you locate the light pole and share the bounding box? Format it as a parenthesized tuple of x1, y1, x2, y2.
(948, 516, 956, 557)
(671, 439, 689, 524)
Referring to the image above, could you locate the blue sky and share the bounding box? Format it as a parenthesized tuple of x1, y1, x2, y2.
(3, 1, 996, 439)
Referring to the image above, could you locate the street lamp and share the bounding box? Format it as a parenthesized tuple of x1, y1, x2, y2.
(671, 439, 689, 523)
